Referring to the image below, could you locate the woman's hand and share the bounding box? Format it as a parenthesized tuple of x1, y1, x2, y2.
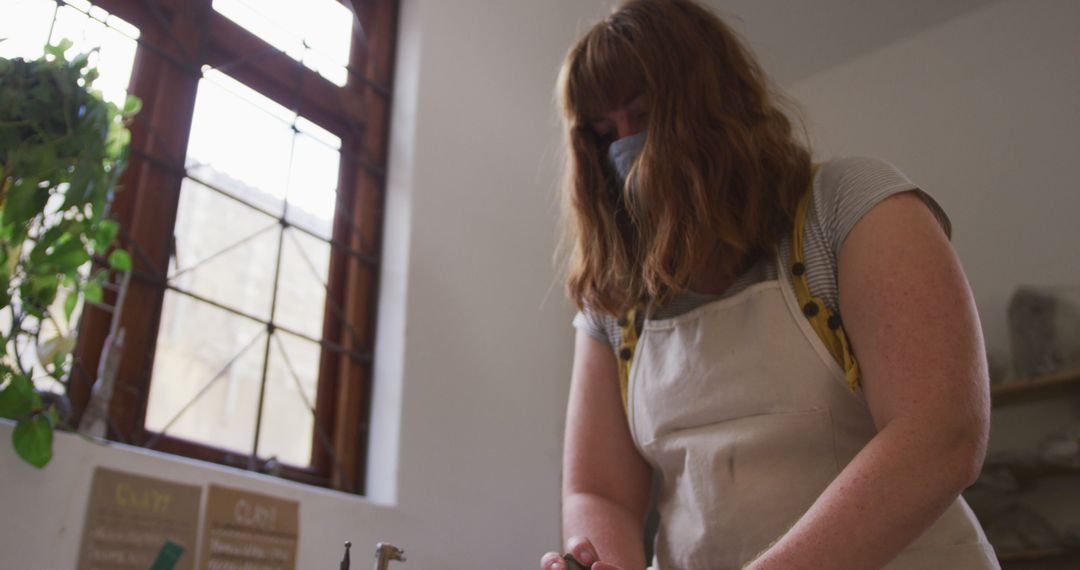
(540, 536, 623, 570)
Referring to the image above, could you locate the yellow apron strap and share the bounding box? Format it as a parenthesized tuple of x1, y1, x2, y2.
(791, 164, 861, 393)
(615, 163, 860, 419)
(616, 307, 639, 413)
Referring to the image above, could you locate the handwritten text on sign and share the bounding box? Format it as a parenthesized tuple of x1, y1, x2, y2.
(199, 484, 299, 570)
(77, 467, 201, 570)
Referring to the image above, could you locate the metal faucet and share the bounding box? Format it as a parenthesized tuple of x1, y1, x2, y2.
(374, 543, 406, 570)
(338, 541, 406, 570)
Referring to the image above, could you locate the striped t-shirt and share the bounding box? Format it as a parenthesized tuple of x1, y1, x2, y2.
(572, 156, 953, 349)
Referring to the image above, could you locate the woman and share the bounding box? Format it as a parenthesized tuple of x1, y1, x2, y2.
(542, 1, 999, 569)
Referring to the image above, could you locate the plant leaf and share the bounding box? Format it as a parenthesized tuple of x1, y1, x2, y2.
(13, 414, 53, 468)
(84, 280, 103, 304)
(0, 266, 10, 310)
(0, 374, 36, 419)
(29, 273, 59, 306)
(48, 237, 91, 271)
(108, 249, 131, 271)
(43, 39, 73, 60)
(122, 94, 142, 116)
(64, 289, 78, 322)
(4, 178, 47, 231)
(94, 219, 119, 249)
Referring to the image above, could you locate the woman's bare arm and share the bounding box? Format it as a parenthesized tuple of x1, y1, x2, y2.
(746, 191, 991, 569)
(558, 329, 653, 570)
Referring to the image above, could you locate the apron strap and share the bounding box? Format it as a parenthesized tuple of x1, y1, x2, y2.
(790, 164, 861, 393)
(616, 307, 639, 411)
(614, 163, 860, 419)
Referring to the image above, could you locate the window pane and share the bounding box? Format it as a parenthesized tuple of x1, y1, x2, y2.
(256, 332, 321, 466)
(286, 120, 341, 240)
(186, 69, 294, 209)
(211, 0, 353, 86)
(0, 0, 57, 60)
(276, 228, 330, 340)
(170, 179, 279, 321)
(145, 291, 266, 455)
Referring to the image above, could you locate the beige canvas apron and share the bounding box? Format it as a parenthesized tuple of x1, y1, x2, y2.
(626, 249, 999, 570)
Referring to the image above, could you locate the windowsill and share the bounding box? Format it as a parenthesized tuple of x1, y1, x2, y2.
(0, 418, 394, 508)
(0, 417, 407, 568)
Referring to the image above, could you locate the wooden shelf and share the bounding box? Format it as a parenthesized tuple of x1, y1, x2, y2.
(976, 462, 1080, 492)
(998, 545, 1080, 563)
(985, 371, 1080, 568)
(991, 368, 1080, 407)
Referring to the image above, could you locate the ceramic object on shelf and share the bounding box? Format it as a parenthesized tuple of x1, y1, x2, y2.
(1008, 286, 1080, 379)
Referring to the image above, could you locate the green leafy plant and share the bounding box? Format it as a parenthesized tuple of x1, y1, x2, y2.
(0, 40, 138, 467)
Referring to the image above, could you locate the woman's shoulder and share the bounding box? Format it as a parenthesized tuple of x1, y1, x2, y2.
(813, 156, 917, 206)
(810, 156, 950, 254)
(573, 306, 619, 348)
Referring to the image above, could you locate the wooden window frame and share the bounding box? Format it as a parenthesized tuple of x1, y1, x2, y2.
(64, 0, 398, 494)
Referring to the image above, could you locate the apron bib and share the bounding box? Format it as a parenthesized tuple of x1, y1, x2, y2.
(627, 250, 999, 570)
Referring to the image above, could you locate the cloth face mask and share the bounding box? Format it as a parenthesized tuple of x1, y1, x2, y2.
(607, 131, 647, 189)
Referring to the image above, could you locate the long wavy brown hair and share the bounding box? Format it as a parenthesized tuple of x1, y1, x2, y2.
(557, 0, 813, 317)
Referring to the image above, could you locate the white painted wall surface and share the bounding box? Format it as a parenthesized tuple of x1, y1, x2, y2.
(0, 0, 614, 568)
(787, 0, 1080, 365)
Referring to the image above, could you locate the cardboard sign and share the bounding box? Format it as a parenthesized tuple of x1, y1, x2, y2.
(77, 467, 202, 570)
(199, 484, 299, 570)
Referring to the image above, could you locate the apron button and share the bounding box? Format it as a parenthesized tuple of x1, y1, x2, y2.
(828, 314, 842, 330)
(792, 262, 806, 276)
(802, 301, 819, 317)
(617, 316, 629, 327)
(619, 346, 633, 360)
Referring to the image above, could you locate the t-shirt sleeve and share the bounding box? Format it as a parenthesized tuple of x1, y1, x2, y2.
(572, 307, 613, 347)
(816, 156, 952, 258)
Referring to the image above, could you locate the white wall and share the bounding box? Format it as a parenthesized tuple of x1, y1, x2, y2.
(787, 0, 1080, 365)
(786, 0, 1080, 536)
(0, 1, 615, 568)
